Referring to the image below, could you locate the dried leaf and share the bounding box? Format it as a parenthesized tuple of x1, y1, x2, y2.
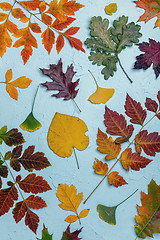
(56, 34, 64, 53)
(38, 225, 53, 240)
(12, 200, 27, 223)
(41, 28, 55, 54)
(47, 112, 89, 158)
(12, 8, 29, 23)
(0, 2, 12, 11)
(25, 208, 39, 234)
(105, 3, 117, 15)
(0, 165, 8, 178)
(93, 158, 108, 175)
(52, 17, 75, 30)
(97, 129, 121, 160)
(145, 97, 158, 113)
(135, 179, 160, 238)
(20, 0, 42, 11)
(25, 195, 47, 209)
(0, 127, 25, 146)
(61, 225, 82, 240)
(108, 171, 127, 187)
(65, 35, 85, 52)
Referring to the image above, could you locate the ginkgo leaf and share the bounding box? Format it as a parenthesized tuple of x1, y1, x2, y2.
(20, 112, 42, 132)
(125, 94, 147, 125)
(97, 129, 121, 160)
(0, 126, 25, 146)
(121, 148, 152, 171)
(38, 225, 53, 240)
(56, 184, 89, 223)
(135, 179, 160, 238)
(93, 158, 108, 175)
(135, 130, 160, 156)
(104, 106, 134, 143)
(134, 0, 160, 28)
(108, 171, 127, 187)
(61, 225, 82, 240)
(47, 112, 89, 158)
(105, 3, 117, 15)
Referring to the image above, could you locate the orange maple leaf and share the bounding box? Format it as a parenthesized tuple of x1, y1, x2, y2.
(134, 0, 160, 28)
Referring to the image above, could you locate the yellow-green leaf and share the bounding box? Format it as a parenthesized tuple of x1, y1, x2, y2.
(105, 3, 117, 15)
(20, 112, 42, 132)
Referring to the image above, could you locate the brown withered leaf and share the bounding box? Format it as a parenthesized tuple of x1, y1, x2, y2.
(0, 126, 25, 146)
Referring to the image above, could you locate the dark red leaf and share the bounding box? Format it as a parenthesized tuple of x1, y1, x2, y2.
(10, 145, 22, 171)
(26, 195, 47, 209)
(125, 94, 147, 125)
(0, 178, 2, 189)
(12, 200, 27, 223)
(25, 208, 39, 234)
(104, 106, 134, 142)
(145, 97, 158, 113)
(1, 128, 25, 146)
(0, 185, 18, 216)
(157, 91, 160, 105)
(17, 173, 51, 194)
(0, 165, 8, 178)
(62, 224, 82, 240)
(40, 58, 79, 100)
(134, 38, 160, 78)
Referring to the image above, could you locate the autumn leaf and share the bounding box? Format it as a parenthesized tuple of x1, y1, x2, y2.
(38, 225, 53, 240)
(47, 112, 89, 158)
(20, 0, 43, 11)
(0, 126, 25, 146)
(134, 38, 160, 79)
(135, 179, 160, 238)
(134, 0, 160, 28)
(12, 200, 27, 223)
(56, 184, 89, 223)
(97, 129, 121, 160)
(25, 208, 39, 234)
(93, 158, 108, 175)
(61, 225, 82, 240)
(121, 148, 152, 171)
(145, 91, 160, 120)
(52, 17, 75, 30)
(104, 106, 134, 143)
(108, 171, 127, 187)
(135, 130, 160, 156)
(12, 8, 29, 23)
(41, 28, 55, 54)
(105, 3, 117, 15)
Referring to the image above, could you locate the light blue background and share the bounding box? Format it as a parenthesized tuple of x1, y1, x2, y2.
(0, 0, 160, 239)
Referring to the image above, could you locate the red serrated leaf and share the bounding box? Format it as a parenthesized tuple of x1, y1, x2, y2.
(56, 34, 64, 53)
(52, 17, 76, 30)
(20, 0, 42, 10)
(125, 94, 147, 125)
(121, 148, 152, 171)
(7, 20, 18, 34)
(2, 128, 25, 146)
(10, 145, 22, 171)
(30, 22, 41, 33)
(17, 173, 51, 194)
(0, 185, 18, 216)
(41, 28, 55, 54)
(145, 97, 158, 113)
(64, 27, 80, 35)
(26, 195, 47, 209)
(135, 130, 160, 156)
(104, 106, 134, 142)
(25, 208, 39, 234)
(65, 35, 85, 52)
(62, 224, 82, 240)
(93, 158, 108, 175)
(108, 171, 127, 187)
(12, 200, 27, 223)
(41, 13, 52, 25)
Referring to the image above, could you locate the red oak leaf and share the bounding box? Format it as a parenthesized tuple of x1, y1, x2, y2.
(62, 224, 82, 240)
(104, 106, 134, 143)
(40, 58, 79, 100)
(134, 39, 160, 78)
(125, 94, 147, 125)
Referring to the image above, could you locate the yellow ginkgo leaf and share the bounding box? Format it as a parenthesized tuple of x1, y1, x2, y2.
(105, 3, 117, 15)
(88, 70, 115, 104)
(47, 112, 89, 158)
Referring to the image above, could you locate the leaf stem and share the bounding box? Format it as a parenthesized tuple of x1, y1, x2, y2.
(116, 189, 138, 207)
(88, 70, 98, 88)
(72, 98, 81, 112)
(73, 148, 79, 169)
(118, 57, 133, 83)
(31, 85, 39, 113)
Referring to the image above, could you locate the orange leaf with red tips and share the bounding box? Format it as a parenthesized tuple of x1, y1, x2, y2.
(135, 130, 160, 156)
(93, 158, 108, 175)
(97, 128, 121, 160)
(20, 0, 43, 10)
(125, 94, 147, 125)
(30, 22, 41, 33)
(0, 2, 12, 11)
(52, 17, 75, 30)
(0, 13, 7, 21)
(56, 34, 64, 53)
(25, 195, 47, 209)
(121, 148, 152, 171)
(64, 26, 80, 35)
(17, 173, 52, 194)
(65, 35, 85, 52)
(41, 28, 55, 54)
(134, 0, 160, 28)
(104, 106, 134, 143)
(41, 13, 52, 25)
(108, 171, 127, 187)
(25, 208, 39, 234)
(12, 8, 29, 23)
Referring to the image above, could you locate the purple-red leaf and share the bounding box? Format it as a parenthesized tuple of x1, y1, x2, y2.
(10, 145, 22, 171)
(134, 38, 160, 78)
(26, 195, 47, 209)
(0, 165, 8, 178)
(145, 97, 158, 113)
(62, 224, 82, 240)
(40, 58, 79, 100)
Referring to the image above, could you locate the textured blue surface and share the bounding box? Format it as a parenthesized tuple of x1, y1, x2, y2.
(0, 0, 160, 239)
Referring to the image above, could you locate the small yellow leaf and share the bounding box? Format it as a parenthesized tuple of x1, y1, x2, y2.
(47, 112, 89, 158)
(6, 84, 18, 100)
(10, 76, 32, 89)
(5, 69, 13, 83)
(88, 86, 115, 104)
(105, 3, 117, 15)
(65, 215, 78, 223)
(79, 209, 90, 218)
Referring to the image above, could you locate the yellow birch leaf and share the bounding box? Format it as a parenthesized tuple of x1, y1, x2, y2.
(79, 209, 90, 218)
(65, 215, 78, 223)
(6, 84, 18, 100)
(105, 3, 117, 15)
(47, 112, 89, 158)
(10, 76, 32, 88)
(5, 69, 13, 83)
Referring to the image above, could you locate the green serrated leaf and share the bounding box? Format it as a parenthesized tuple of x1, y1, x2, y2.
(111, 16, 128, 44)
(97, 204, 117, 225)
(0, 126, 7, 144)
(102, 55, 117, 80)
(85, 37, 111, 52)
(38, 225, 52, 240)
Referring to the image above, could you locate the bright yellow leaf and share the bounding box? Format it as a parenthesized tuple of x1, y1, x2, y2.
(10, 76, 32, 88)
(79, 209, 90, 218)
(47, 112, 89, 158)
(65, 215, 78, 223)
(5, 69, 13, 83)
(105, 3, 117, 15)
(6, 84, 18, 100)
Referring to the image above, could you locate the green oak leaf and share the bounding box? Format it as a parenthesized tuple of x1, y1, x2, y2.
(38, 225, 52, 240)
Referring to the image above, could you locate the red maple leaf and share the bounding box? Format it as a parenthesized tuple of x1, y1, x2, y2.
(134, 38, 160, 78)
(62, 224, 82, 240)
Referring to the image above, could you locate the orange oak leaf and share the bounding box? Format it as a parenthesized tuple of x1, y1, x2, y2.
(25, 208, 39, 234)
(12, 8, 29, 23)
(0, 183, 18, 216)
(56, 34, 64, 53)
(134, 0, 160, 28)
(108, 171, 127, 187)
(52, 17, 75, 30)
(16, 173, 52, 194)
(125, 94, 147, 125)
(97, 128, 121, 160)
(25, 195, 47, 209)
(93, 158, 108, 175)
(5, 69, 32, 100)
(0, 2, 12, 11)
(41, 28, 55, 54)
(135, 130, 160, 156)
(121, 148, 152, 171)
(20, 0, 43, 11)
(104, 106, 134, 143)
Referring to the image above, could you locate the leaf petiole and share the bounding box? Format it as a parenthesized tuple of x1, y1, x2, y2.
(116, 189, 138, 207)
(73, 148, 80, 169)
(72, 98, 81, 112)
(88, 70, 99, 88)
(31, 85, 39, 113)
(117, 57, 133, 83)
